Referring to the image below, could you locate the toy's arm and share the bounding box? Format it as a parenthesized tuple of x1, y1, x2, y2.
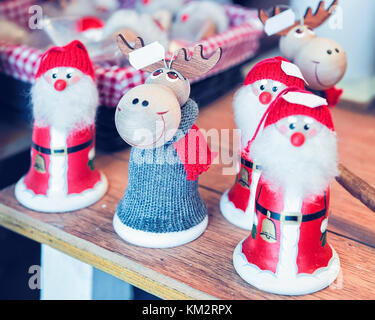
(336, 164, 375, 212)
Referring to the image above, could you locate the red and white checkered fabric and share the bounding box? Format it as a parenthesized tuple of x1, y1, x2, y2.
(0, 0, 34, 27)
(0, 3, 263, 108)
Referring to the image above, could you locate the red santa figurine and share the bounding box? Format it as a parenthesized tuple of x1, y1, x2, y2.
(233, 88, 340, 295)
(220, 57, 306, 230)
(15, 40, 108, 213)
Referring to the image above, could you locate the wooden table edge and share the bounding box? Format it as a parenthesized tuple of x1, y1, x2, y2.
(0, 203, 217, 300)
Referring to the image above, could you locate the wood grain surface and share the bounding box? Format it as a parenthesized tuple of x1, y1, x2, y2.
(0, 88, 374, 300)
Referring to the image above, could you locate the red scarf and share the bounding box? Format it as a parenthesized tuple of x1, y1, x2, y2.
(173, 124, 217, 181)
(325, 86, 343, 107)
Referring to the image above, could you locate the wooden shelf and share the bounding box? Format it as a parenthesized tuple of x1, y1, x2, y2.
(0, 89, 375, 300)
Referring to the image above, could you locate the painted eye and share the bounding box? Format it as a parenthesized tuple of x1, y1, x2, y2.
(289, 123, 296, 130)
(132, 98, 139, 105)
(327, 49, 333, 55)
(166, 71, 179, 82)
(304, 124, 310, 131)
(295, 28, 303, 34)
(142, 100, 149, 107)
(335, 48, 340, 53)
(260, 85, 265, 91)
(66, 73, 72, 79)
(52, 73, 57, 79)
(272, 86, 278, 93)
(151, 69, 163, 79)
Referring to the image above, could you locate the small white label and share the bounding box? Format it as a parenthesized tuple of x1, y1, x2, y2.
(281, 61, 307, 84)
(264, 9, 296, 36)
(128, 41, 165, 70)
(282, 92, 328, 108)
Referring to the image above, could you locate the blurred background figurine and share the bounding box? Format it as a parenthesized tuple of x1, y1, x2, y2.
(233, 88, 340, 295)
(113, 35, 220, 248)
(259, 0, 347, 107)
(171, 0, 229, 46)
(15, 40, 108, 213)
(220, 57, 306, 230)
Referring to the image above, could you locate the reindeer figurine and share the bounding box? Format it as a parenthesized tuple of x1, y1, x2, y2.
(113, 34, 221, 248)
(259, 0, 347, 107)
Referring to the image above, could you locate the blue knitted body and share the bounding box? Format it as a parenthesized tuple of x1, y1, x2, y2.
(116, 99, 207, 233)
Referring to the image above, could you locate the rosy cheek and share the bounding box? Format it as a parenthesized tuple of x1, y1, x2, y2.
(45, 77, 54, 84)
(252, 86, 260, 96)
(70, 75, 81, 85)
(308, 128, 318, 138)
(278, 125, 288, 135)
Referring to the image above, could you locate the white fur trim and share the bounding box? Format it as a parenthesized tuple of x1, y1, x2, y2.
(233, 239, 340, 295)
(276, 195, 302, 278)
(220, 189, 252, 230)
(47, 128, 68, 197)
(113, 214, 208, 248)
(15, 173, 108, 213)
(281, 61, 307, 83)
(282, 92, 328, 108)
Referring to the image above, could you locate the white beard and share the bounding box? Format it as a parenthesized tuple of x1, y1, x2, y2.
(233, 86, 269, 149)
(31, 75, 99, 134)
(250, 125, 339, 199)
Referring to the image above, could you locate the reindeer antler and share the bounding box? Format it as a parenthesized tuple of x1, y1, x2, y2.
(117, 33, 166, 73)
(259, 0, 338, 36)
(303, 0, 338, 29)
(170, 45, 222, 79)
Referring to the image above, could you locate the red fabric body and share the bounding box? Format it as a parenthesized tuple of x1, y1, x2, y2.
(23, 125, 101, 195)
(173, 124, 216, 181)
(241, 178, 333, 275)
(23, 126, 51, 195)
(66, 126, 101, 194)
(227, 152, 254, 212)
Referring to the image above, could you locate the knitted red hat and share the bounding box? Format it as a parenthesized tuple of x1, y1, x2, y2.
(244, 56, 305, 89)
(264, 88, 334, 131)
(35, 40, 95, 81)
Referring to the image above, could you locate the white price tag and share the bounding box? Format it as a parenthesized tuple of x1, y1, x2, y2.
(129, 41, 165, 70)
(264, 9, 296, 36)
(281, 61, 307, 83)
(282, 92, 328, 108)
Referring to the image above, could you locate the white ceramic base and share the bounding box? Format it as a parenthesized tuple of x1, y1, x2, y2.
(220, 189, 252, 230)
(113, 213, 208, 248)
(14, 172, 108, 213)
(233, 238, 341, 296)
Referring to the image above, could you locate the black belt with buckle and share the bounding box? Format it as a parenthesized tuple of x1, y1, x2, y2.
(256, 201, 327, 224)
(32, 138, 93, 156)
(241, 157, 262, 171)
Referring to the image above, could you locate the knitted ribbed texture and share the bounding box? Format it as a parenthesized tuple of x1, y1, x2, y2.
(116, 98, 208, 233)
(264, 89, 335, 131)
(244, 56, 305, 88)
(35, 40, 95, 81)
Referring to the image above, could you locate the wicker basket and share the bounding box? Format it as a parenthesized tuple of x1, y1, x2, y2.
(0, 0, 263, 152)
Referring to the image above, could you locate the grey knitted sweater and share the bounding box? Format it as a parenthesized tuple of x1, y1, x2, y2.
(116, 99, 207, 233)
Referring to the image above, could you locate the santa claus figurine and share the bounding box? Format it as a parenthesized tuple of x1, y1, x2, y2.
(15, 40, 108, 213)
(220, 57, 306, 230)
(233, 88, 340, 295)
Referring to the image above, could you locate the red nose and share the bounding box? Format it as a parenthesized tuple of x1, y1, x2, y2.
(54, 79, 67, 91)
(181, 13, 189, 22)
(259, 92, 272, 105)
(290, 132, 306, 147)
